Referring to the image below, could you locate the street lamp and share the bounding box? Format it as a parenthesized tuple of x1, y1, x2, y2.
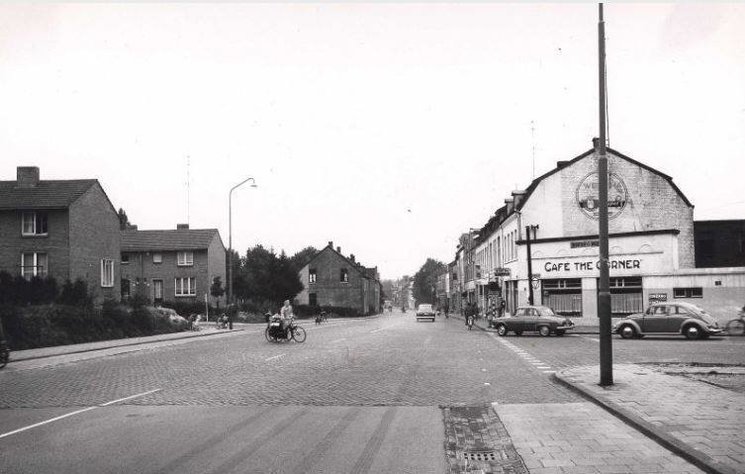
(228, 177, 257, 329)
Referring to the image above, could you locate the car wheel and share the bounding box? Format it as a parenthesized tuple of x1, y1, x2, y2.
(619, 325, 636, 339)
(496, 324, 507, 337)
(538, 326, 550, 337)
(684, 325, 702, 340)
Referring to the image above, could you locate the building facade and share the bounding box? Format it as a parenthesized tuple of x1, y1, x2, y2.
(0, 166, 121, 303)
(120, 225, 226, 307)
(296, 242, 381, 315)
(459, 144, 744, 325)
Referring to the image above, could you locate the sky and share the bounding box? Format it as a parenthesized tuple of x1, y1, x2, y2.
(1, 3, 744, 280)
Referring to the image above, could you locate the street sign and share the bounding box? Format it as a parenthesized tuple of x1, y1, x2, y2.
(494, 268, 511, 277)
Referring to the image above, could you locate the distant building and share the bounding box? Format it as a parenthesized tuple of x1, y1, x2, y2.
(694, 220, 745, 268)
(296, 241, 381, 315)
(120, 224, 226, 306)
(0, 166, 121, 303)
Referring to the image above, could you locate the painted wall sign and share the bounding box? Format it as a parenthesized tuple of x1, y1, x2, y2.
(493, 268, 511, 277)
(543, 259, 641, 273)
(575, 172, 628, 220)
(648, 293, 668, 304)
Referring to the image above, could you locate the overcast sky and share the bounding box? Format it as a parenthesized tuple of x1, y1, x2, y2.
(1, 3, 743, 280)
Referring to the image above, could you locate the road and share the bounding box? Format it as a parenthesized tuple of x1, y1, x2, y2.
(0, 312, 741, 473)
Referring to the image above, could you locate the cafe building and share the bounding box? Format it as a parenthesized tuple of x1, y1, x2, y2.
(471, 142, 745, 325)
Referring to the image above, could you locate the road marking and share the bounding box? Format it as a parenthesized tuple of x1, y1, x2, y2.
(0, 388, 161, 440)
(265, 354, 286, 361)
(330, 338, 346, 344)
(370, 328, 386, 333)
(587, 337, 600, 342)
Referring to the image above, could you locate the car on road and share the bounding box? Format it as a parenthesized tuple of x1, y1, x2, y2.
(416, 304, 436, 322)
(493, 305, 575, 337)
(612, 302, 723, 340)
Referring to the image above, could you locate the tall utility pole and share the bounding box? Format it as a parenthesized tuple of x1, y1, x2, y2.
(227, 177, 257, 329)
(525, 225, 534, 305)
(597, 3, 613, 386)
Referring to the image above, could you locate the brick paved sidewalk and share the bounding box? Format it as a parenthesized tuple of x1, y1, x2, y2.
(555, 364, 745, 474)
(9, 325, 250, 362)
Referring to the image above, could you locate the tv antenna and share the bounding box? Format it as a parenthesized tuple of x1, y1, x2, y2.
(531, 120, 536, 179)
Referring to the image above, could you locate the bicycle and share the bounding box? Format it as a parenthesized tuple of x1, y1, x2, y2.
(265, 318, 306, 343)
(725, 310, 745, 336)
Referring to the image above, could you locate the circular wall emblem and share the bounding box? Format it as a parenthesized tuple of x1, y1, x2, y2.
(575, 172, 628, 220)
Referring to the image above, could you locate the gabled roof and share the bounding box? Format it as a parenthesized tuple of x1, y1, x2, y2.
(121, 229, 222, 252)
(0, 179, 98, 210)
(304, 244, 378, 280)
(517, 147, 693, 212)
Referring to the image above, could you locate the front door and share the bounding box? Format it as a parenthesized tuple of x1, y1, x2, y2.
(153, 280, 163, 305)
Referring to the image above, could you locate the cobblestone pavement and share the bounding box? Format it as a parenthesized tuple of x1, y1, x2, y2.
(496, 402, 704, 474)
(557, 364, 745, 474)
(1, 313, 734, 473)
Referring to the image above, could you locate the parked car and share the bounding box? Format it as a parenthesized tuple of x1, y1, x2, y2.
(612, 302, 722, 340)
(416, 304, 436, 322)
(494, 305, 574, 336)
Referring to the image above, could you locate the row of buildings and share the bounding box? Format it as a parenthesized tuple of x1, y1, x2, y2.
(0, 166, 227, 307)
(436, 141, 745, 325)
(1, 166, 382, 315)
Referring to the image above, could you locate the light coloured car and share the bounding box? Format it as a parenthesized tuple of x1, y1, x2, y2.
(493, 305, 575, 337)
(416, 304, 436, 322)
(613, 302, 722, 340)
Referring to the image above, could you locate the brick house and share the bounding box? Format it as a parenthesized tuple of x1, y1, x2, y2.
(120, 225, 226, 307)
(0, 166, 121, 303)
(296, 242, 381, 315)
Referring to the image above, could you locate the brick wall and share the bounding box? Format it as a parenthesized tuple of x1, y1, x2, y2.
(206, 234, 227, 307)
(121, 249, 209, 304)
(68, 183, 121, 303)
(0, 209, 70, 282)
(298, 247, 364, 312)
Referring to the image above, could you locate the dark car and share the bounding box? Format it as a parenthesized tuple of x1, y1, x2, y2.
(613, 302, 722, 340)
(494, 305, 575, 337)
(416, 304, 436, 322)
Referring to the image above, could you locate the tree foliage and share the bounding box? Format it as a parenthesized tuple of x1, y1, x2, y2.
(412, 258, 446, 305)
(229, 245, 304, 309)
(289, 246, 319, 273)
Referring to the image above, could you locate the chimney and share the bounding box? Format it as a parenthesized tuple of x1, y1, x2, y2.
(556, 160, 569, 169)
(505, 197, 514, 214)
(511, 190, 526, 208)
(328, 241, 333, 248)
(177, 224, 189, 230)
(350, 254, 355, 263)
(336, 246, 341, 254)
(16, 166, 40, 188)
(592, 137, 599, 149)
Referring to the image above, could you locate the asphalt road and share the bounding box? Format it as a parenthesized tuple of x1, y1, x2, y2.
(0, 312, 741, 473)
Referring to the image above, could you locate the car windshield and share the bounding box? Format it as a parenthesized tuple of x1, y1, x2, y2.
(536, 306, 557, 316)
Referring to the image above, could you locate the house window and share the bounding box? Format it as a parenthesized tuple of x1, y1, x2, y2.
(21, 252, 48, 279)
(309, 293, 317, 306)
(177, 251, 193, 266)
(121, 278, 131, 298)
(309, 269, 317, 284)
(673, 287, 703, 298)
(101, 259, 114, 287)
(121, 253, 129, 264)
(175, 277, 196, 296)
(340, 268, 349, 283)
(21, 211, 48, 236)
(153, 253, 163, 264)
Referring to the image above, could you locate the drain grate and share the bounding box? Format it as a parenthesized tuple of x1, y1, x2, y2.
(463, 451, 498, 462)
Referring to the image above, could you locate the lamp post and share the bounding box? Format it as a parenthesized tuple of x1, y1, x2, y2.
(228, 177, 257, 329)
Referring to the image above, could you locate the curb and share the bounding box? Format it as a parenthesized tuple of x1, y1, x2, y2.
(10, 328, 246, 363)
(552, 369, 738, 474)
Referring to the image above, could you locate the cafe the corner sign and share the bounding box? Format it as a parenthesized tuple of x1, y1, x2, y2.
(576, 171, 628, 220)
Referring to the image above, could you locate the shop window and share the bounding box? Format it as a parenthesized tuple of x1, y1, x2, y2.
(673, 287, 703, 298)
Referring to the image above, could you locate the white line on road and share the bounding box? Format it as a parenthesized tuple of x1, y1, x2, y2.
(0, 388, 161, 440)
(264, 354, 286, 361)
(370, 328, 386, 333)
(330, 338, 346, 344)
(587, 337, 600, 342)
